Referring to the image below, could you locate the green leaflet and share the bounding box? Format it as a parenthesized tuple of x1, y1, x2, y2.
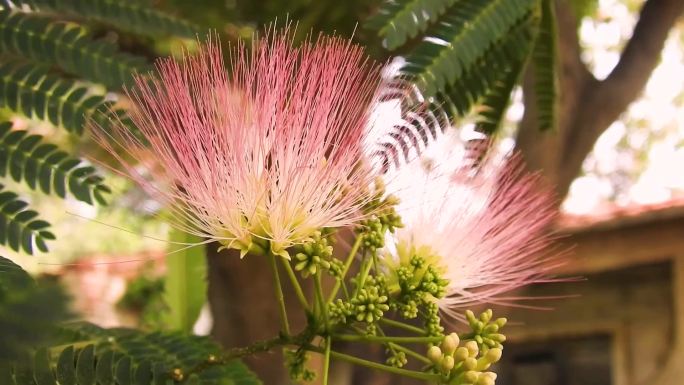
(0, 184, 54, 254)
(0, 122, 111, 205)
(163, 229, 208, 333)
(0, 10, 151, 88)
(0, 255, 70, 361)
(0, 59, 130, 135)
(532, 0, 558, 131)
(23, 0, 201, 38)
(365, 0, 458, 50)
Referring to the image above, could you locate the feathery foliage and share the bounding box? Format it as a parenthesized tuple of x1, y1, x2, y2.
(365, 0, 457, 50)
(0, 10, 151, 88)
(366, 0, 559, 154)
(0, 59, 130, 134)
(0, 122, 110, 204)
(0, 255, 70, 361)
(531, 0, 558, 131)
(0, 184, 54, 254)
(0, 323, 262, 385)
(19, 0, 200, 38)
(0, 257, 260, 384)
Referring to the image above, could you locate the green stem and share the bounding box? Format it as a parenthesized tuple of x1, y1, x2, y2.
(354, 255, 373, 296)
(328, 236, 362, 302)
(268, 252, 290, 335)
(388, 342, 432, 365)
(323, 336, 331, 385)
(314, 271, 328, 329)
(280, 257, 310, 311)
(306, 346, 440, 382)
(334, 334, 443, 344)
(380, 318, 428, 335)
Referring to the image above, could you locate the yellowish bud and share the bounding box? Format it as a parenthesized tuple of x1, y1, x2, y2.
(464, 357, 478, 370)
(440, 355, 455, 372)
(454, 347, 469, 361)
(465, 341, 479, 357)
(427, 345, 442, 364)
(441, 333, 459, 355)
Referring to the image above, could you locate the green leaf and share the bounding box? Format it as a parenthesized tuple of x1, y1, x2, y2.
(405, 0, 537, 95)
(0, 184, 54, 255)
(0, 59, 128, 135)
(0, 10, 149, 88)
(26, 0, 200, 39)
(0, 256, 70, 362)
(531, 0, 558, 131)
(163, 229, 207, 333)
(0, 123, 110, 204)
(365, 0, 458, 50)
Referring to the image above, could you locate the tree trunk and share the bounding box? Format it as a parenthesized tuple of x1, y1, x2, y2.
(516, 0, 684, 199)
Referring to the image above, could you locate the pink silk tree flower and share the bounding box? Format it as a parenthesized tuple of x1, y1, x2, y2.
(90, 32, 385, 259)
(380, 136, 562, 320)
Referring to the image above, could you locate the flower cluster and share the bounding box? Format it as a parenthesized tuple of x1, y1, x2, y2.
(92, 29, 564, 385)
(91, 31, 384, 259)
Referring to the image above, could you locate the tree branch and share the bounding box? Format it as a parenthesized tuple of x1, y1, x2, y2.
(560, 0, 684, 192)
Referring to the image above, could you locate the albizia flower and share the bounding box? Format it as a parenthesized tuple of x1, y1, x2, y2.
(381, 138, 561, 319)
(91, 32, 385, 258)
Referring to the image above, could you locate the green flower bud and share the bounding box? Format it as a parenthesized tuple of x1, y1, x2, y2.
(480, 309, 493, 323)
(476, 375, 495, 385)
(463, 371, 479, 384)
(440, 355, 455, 372)
(489, 333, 506, 344)
(466, 310, 477, 324)
(485, 348, 502, 364)
(427, 345, 443, 364)
(495, 318, 507, 328)
(441, 333, 460, 355)
(454, 347, 469, 362)
(464, 357, 478, 370)
(484, 323, 499, 333)
(465, 341, 479, 357)
(481, 372, 497, 381)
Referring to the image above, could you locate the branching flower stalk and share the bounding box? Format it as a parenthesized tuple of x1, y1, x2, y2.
(92, 27, 563, 385)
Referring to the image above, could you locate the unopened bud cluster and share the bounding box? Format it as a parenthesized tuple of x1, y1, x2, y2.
(463, 309, 507, 353)
(293, 231, 334, 278)
(427, 315, 505, 385)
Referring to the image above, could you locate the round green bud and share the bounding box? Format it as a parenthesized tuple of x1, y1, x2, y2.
(476, 375, 495, 385)
(485, 348, 502, 364)
(441, 333, 460, 355)
(454, 347, 469, 362)
(465, 341, 479, 357)
(465, 310, 476, 324)
(464, 357, 478, 370)
(440, 355, 455, 372)
(495, 318, 508, 328)
(480, 309, 493, 323)
(481, 372, 497, 381)
(490, 333, 506, 343)
(484, 323, 499, 333)
(427, 345, 442, 364)
(463, 371, 479, 383)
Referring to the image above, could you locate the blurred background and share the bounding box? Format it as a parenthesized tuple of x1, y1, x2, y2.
(1, 0, 683, 384)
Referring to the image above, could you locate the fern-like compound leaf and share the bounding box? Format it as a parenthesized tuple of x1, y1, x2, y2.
(0, 59, 130, 135)
(531, 0, 558, 131)
(0, 122, 110, 204)
(365, 0, 457, 50)
(0, 10, 151, 88)
(23, 0, 200, 38)
(0, 184, 54, 254)
(0, 322, 262, 384)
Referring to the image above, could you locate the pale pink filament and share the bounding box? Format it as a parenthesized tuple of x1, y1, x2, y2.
(91, 31, 384, 255)
(386, 150, 562, 318)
